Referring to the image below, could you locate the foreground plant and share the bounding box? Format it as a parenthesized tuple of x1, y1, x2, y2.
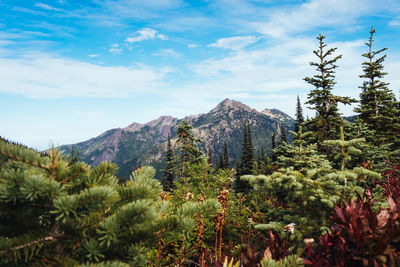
(0, 140, 219, 265)
(303, 192, 400, 266)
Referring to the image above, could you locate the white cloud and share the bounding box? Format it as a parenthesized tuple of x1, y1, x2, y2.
(109, 43, 122, 54)
(0, 40, 14, 46)
(208, 36, 259, 50)
(35, 3, 62, 11)
(88, 54, 99, 57)
(389, 19, 400, 26)
(188, 44, 199, 48)
(152, 48, 181, 58)
(250, 0, 376, 38)
(0, 54, 171, 98)
(125, 28, 167, 43)
(109, 48, 122, 54)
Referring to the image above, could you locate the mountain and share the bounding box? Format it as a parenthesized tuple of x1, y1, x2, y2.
(59, 99, 294, 178)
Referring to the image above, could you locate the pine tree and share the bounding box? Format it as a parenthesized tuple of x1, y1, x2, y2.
(175, 120, 202, 180)
(242, 124, 255, 175)
(223, 141, 230, 170)
(304, 34, 356, 142)
(234, 123, 254, 193)
(295, 95, 305, 133)
(323, 127, 365, 173)
(162, 133, 175, 192)
(218, 153, 224, 170)
(274, 126, 331, 174)
(271, 133, 277, 162)
(207, 147, 213, 167)
(280, 123, 287, 144)
(354, 26, 400, 145)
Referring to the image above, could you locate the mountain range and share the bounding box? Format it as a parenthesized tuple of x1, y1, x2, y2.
(59, 99, 295, 178)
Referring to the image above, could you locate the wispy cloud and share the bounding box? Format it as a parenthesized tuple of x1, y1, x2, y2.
(12, 6, 46, 16)
(249, 0, 376, 38)
(88, 54, 99, 57)
(109, 43, 122, 54)
(208, 36, 259, 50)
(126, 28, 167, 43)
(152, 48, 181, 58)
(0, 54, 171, 98)
(35, 3, 62, 11)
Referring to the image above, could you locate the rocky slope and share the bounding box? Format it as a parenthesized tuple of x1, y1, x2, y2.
(59, 99, 294, 178)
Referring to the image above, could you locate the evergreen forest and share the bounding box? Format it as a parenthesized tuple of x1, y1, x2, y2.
(1, 27, 400, 266)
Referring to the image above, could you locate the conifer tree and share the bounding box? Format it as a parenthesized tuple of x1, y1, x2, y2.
(0, 139, 220, 265)
(162, 133, 175, 192)
(175, 120, 202, 179)
(218, 153, 224, 170)
(323, 127, 365, 173)
(295, 95, 305, 133)
(234, 123, 254, 193)
(271, 133, 277, 162)
(223, 141, 230, 170)
(280, 123, 287, 144)
(241, 124, 255, 174)
(274, 126, 331, 173)
(207, 147, 213, 167)
(354, 26, 400, 145)
(304, 34, 356, 142)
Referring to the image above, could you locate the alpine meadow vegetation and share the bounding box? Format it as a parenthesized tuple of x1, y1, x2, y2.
(1, 28, 400, 266)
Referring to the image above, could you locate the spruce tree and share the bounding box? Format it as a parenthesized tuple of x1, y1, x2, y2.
(234, 123, 254, 193)
(323, 127, 365, 173)
(274, 126, 331, 174)
(271, 133, 277, 162)
(175, 120, 202, 179)
(242, 124, 255, 174)
(304, 34, 356, 142)
(218, 153, 224, 170)
(354, 26, 400, 145)
(295, 95, 305, 133)
(162, 133, 175, 192)
(223, 141, 230, 169)
(207, 147, 213, 167)
(280, 123, 287, 144)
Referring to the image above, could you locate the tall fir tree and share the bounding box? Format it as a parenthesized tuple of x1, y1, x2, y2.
(234, 123, 255, 193)
(271, 133, 277, 162)
(295, 95, 305, 133)
(354, 26, 400, 145)
(207, 147, 213, 167)
(223, 141, 230, 169)
(218, 153, 224, 170)
(304, 34, 356, 142)
(280, 123, 287, 144)
(162, 133, 175, 192)
(175, 120, 202, 180)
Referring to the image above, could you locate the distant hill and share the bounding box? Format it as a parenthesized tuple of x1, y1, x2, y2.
(59, 99, 295, 178)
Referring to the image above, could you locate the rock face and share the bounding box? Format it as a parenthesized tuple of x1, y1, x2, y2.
(59, 99, 294, 178)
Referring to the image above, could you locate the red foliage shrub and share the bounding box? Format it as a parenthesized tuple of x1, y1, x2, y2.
(303, 192, 400, 266)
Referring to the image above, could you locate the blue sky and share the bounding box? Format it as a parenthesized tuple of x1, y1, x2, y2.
(1, 0, 400, 150)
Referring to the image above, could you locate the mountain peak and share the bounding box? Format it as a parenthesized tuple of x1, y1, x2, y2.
(212, 98, 253, 113)
(124, 122, 143, 132)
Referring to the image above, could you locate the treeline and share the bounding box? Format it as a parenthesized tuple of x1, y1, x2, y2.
(0, 27, 399, 266)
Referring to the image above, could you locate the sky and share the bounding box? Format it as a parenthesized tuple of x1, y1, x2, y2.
(1, 0, 400, 150)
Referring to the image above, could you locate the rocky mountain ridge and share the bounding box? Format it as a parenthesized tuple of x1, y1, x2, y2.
(59, 98, 294, 178)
